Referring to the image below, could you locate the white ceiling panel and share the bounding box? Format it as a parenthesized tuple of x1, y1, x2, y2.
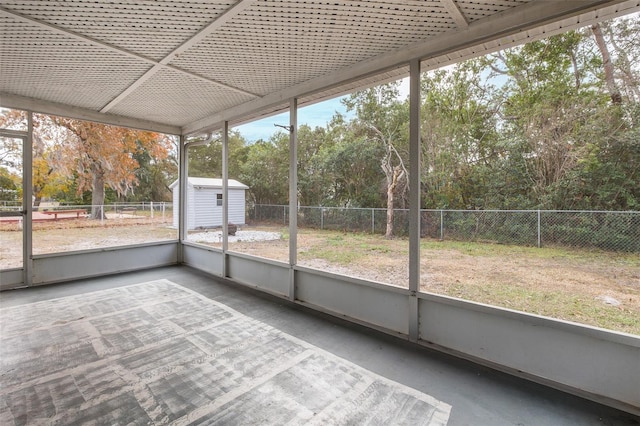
(108, 66, 257, 126)
(0, 0, 638, 135)
(456, 0, 529, 22)
(171, 0, 457, 96)
(0, 0, 237, 61)
(0, 12, 151, 110)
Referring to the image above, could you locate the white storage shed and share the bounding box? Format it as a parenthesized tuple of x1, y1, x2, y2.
(170, 177, 248, 230)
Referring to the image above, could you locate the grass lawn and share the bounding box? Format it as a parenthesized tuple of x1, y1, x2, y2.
(294, 229, 639, 335)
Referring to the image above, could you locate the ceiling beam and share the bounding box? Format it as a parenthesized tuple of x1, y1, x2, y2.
(158, 0, 258, 67)
(100, 0, 260, 113)
(98, 65, 165, 114)
(0, 93, 181, 135)
(439, 0, 468, 28)
(183, 0, 638, 135)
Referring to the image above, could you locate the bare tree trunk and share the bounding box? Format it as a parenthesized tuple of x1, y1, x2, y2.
(33, 196, 42, 210)
(371, 124, 408, 239)
(32, 133, 46, 212)
(91, 168, 106, 220)
(569, 49, 580, 89)
(386, 176, 395, 239)
(604, 22, 640, 102)
(592, 23, 622, 104)
(385, 166, 403, 239)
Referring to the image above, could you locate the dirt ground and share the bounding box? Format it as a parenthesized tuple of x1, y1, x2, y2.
(0, 217, 176, 269)
(1, 221, 638, 334)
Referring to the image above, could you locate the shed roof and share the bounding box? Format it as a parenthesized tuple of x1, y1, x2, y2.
(1, 1, 639, 136)
(170, 177, 249, 190)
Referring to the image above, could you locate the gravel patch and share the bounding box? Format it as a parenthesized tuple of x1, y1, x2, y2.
(188, 230, 282, 243)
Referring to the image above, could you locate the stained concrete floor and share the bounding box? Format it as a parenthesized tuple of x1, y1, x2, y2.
(1, 266, 638, 425)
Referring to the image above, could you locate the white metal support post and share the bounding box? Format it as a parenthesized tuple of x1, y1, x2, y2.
(178, 135, 187, 263)
(408, 59, 421, 341)
(222, 121, 229, 277)
(0, 127, 29, 287)
(23, 112, 33, 286)
(289, 98, 298, 301)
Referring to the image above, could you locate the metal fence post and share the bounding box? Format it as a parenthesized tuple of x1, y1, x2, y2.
(371, 209, 375, 234)
(537, 209, 541, 248)
(440, 210, 444, 240)
(321, 207, 324, 230)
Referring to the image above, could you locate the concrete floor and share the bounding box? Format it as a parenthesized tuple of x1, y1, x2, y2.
(1, 266, 638, 425)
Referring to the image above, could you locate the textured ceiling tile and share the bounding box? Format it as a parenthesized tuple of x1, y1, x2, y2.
(456, 0, 529, 22)
(0, 0, 237, 61)
(170, 0, 457, 95)
(0, 14, 151, 110)
(107, 67, 256, 126)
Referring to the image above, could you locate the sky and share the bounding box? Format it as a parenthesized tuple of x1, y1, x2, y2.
(234, 98, 348, 142)
(235, 78, 410, 142)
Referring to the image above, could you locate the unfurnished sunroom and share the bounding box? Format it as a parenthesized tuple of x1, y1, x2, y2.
(1, 0, 639, 423)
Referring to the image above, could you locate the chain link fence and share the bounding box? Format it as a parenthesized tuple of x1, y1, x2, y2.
(250, 204, 640, 252)
(0, 202, 174, 224)
(48, 202, 174, 222)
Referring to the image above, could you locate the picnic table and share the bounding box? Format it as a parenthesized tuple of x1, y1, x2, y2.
(42, 209, 87, 220)
(117, 206, 137, 215)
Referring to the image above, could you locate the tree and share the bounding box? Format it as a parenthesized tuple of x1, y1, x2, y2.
(188, 130, 248, 180)
(317, 130, 384, 208)
(31, 132, 69, 209)
(295, 113, 382, 208)
(343, 83, 409, 238)
(127, 137, 177, 202)
(0, 167, 20, 202)
(239, 132, 289, 205)
(420, 60, 501, 209)
(487, 32, 606, 208)
(1, 110, 70, 208)
(50, 117, 171, 219)
(297, 124, 331, 207)
(600, 17, 640, 103)
(485, 23, 640, 210)
(591, 23, 622, 104)
(0, 111, 24, 170)
(2, 111, 173, 215)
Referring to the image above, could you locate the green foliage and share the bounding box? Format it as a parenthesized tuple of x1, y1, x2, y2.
(239, 132, 290, 205)
(420, 60, 501, 209)
(0, 167, 19, 202)
(127, 139, 177, 202)
(188, 130, 247, 180)
(316, 134, 385, 207)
